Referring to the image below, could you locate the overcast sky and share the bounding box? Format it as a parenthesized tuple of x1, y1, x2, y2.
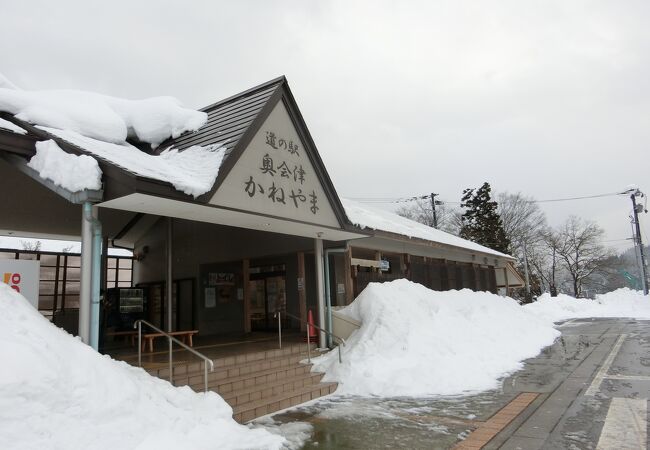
(2, 0, 648, 250)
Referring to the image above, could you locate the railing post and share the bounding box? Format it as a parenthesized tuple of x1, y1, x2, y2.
(338, 345, 342, 364)
(277, 312, 282, 349)
(306, 326, 311, 363)
(137, 321, 142, 367)
(168, 336, 173, 384)
(204, 362, 208, 393)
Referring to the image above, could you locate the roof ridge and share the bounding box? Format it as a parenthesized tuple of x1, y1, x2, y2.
(199, 76, 286, 112)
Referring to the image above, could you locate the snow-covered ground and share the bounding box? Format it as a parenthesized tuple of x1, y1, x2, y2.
(0, 283, 285, 450)
(523, 288, 650, 322)
(312, 280, 650, 398)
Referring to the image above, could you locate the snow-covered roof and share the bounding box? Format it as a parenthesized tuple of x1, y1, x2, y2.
(27, 140, 102, 192)
(42, 127, 226, 198)
(0, 83, 207, 148)
(0, 74, 227, 198)
(342, 198, 511, 258)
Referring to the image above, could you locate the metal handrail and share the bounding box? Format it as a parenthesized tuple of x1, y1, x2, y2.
(274, 310, 346, 363)
(133, 319, 215, 392)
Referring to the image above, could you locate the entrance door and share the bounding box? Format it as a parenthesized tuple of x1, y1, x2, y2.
(249, 274, 286, 331)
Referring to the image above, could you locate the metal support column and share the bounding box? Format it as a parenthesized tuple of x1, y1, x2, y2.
(88, 205, 102, 351)
(314, 236, 326, 348)
(167, 218, 174, 375)
(324, 247, 346, 348)
(79, 202, 93, 344)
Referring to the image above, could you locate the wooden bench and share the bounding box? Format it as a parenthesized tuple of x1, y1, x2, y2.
(142, 330, 199, 352)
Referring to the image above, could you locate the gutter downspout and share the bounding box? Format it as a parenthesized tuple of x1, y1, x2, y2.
(83, 203, 102, 351)
(324, 246, 347, 348)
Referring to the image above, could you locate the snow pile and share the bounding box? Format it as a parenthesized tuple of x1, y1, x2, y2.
(0, 84, 206, 147)
(0, 283, 284, 450)
(342, 198, 509, 258)
(524, 288, 650, 323)
(43, 127, 226, 198)
(27, 140, 102, 192)
(312, 279, 559, 397)
(0, 117, 26, 134)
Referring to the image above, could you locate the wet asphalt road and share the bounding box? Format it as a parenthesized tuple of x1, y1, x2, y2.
(491, 318, 650, 449)
(262, 318, 650, 449)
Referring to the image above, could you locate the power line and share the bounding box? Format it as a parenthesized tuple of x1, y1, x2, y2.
(533, 192, 620, 203)
(347, 190, 622, 206)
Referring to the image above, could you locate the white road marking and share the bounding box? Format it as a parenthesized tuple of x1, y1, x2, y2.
(605, 374, 650, 382)
(596, 397, 647, 450)
(585, 334, 627, 396)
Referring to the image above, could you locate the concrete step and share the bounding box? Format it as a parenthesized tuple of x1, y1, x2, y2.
(233, 381, 338, 423)
(148, 342, 317, 379)
(171, 352, 310, 387)
(221, 372, 325, 407)
(142, 341, 337, 424)
(188, 361, 313, 393)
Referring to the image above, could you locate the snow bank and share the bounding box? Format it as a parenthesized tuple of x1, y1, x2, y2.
(0, 85, 206, 147)
(313, 279, 559, 397)
(28, 140, 102, 192)
(524, 288, 650, 323)
(0, 283, 284, 450)
(341, 198, 509, 258)
(43, 127, 226, 198)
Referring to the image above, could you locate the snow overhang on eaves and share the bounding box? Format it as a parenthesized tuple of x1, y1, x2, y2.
(0, 153, 103, 204)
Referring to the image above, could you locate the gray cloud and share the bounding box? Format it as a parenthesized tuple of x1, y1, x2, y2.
(2, 0, 648, 247)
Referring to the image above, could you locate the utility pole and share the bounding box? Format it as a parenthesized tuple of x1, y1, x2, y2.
(430, 193, 438, 229)
(630, 190, 649, 295)
(522, 240, 532, 302)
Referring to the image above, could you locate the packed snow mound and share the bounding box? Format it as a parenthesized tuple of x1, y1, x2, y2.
(43, 127, 226, 198)
(341, 198, 509, 258)
(524, 288, 650, 323)
(28, 140, 102, 192)
(0, 283, 284, 450)
(312, 279, 559, 397)
(0, 83, 207, 147)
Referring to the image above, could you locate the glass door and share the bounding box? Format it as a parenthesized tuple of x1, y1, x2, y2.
(248, 274, 286, 331)
(250, 279, 267, 331)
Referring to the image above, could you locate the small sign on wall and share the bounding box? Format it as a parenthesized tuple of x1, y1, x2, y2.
(204, 287, 216, 308)
(0, 260, 40, 309)
(297, 277, 304, 291)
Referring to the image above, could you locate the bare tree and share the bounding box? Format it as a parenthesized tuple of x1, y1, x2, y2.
(496, 192, 548, 298)
(396, 198, 461, 235)
(527, 230, 560, 296)
(497, 192, 547, 253)
(555, 216, 611, 297)
(20, 240, 42, 251)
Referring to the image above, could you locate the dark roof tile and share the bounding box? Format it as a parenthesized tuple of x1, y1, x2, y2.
(167, 78, 284, 163)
